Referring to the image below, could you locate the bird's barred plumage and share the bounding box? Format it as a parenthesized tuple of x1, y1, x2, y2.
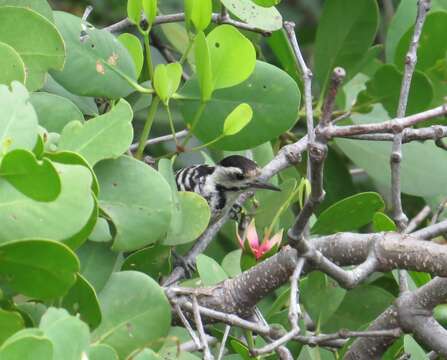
(175, 155, 280, 221)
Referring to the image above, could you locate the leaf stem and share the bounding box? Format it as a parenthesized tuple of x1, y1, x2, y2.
(182, 101, 207, 147)
(179, 35, 195, 65)
(143, 32, 154, 81)
(165, 104, 178, 145)
(135, 96, 161, 159)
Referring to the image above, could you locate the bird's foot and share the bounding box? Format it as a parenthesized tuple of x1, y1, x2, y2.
(172, 252, 196, 278)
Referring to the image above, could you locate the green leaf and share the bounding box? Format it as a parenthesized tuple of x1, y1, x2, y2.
(0, 162, 96, 248)
(163, 192, 211, 245)
(52, 11, 137, 99)
(0, 329, 53, 360)
(127, 0, 143, 25)
(30, 92, 84, 134)
(180, 61, 300, 150)
(89, 344, 119, 360)
(336, 106, 447, 197)
(196, 254, 228, 286)
(251, 0, 281, 7)
(207, 25, 256, 90)
(0, 239, 79, 299)
(223, 103, 253, 136)
(372, 212, 397, 232)
(0, 42, 25, 85)
(62, 274, 102, 329)
(43, 75, 98, 116)
(221, 249, 242, 278)
(122, 244, 172, 280)
(314, 0, 379, 92)
(395, 11, 447, 71)
(58, 99, 134, 166)
(194, 31, 213, 101)
(185, 0, 212, 31)
(44, 151, 99, 196)
(403, 335, 429, 360)
(221, 0, 283, 31)
(311, 192, 385, 235)
(77, 241, 118, 293)
(92, 271, 171, 357)
(134, 349, 161, 360)
(0, 149, 61, 202)
(154, 62, 183, 104)
(301, 272, 346, 326)
(142, 0, 157, 26)
(89, 218, 113, 243)
(95, 156, 172, 252)
(322, 285, 394, 332)
(118, 33, 144, 78)
(0, 6, 64, 91)
(355, 64, 433, 116)
(385, 0, 418, 63)
(0, 0, 53, 21)
(0, 82, 38, 153)
(39, 308, 90, 360)
(0, 309, 24, 345)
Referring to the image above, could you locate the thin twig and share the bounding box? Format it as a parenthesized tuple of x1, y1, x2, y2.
(288, 258, 305, 328)
(129, 130, 188, 151)
(192, 297, 214, 360)
(216, 325, 231, 360)
(405, 206, 431, 233)
(174, 303, 202, 349)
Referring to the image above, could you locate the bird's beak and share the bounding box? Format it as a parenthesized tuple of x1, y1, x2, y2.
(249, 180, 281, 192)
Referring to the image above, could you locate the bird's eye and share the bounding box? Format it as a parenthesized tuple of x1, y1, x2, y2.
(235, 173, 244, 180)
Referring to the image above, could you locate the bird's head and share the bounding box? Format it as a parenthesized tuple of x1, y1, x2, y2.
(213, 155, 280, 192)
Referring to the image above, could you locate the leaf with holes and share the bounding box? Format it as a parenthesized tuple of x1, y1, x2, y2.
(221, 0, 283, 31)
(52, 12, 136, 99)
(207, 25, 256, 90)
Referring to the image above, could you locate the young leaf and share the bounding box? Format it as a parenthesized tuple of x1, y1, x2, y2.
(223, 103, 253, 136)
(153, 62, 182, 104)
(196, 254, 228, 286)
(403, 335, 429, 360)
(185, 0, 212, 31)
(194, 31, 213, 101)
(142, 0, 157, 26)
(207, 24, 256, 90)
(127, 0, 143, 25)
(118, 33, 144, 78)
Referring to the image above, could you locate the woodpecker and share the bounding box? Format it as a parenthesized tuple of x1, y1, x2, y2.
(175, 155, 280, 221)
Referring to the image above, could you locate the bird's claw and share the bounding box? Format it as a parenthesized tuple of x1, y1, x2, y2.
(172, 252, 196, 278)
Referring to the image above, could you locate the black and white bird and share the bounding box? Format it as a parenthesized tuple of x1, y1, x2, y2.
(175, 155, 280, 221)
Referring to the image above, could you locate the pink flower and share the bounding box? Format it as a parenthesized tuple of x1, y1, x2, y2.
(236, 219, 283, 260)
